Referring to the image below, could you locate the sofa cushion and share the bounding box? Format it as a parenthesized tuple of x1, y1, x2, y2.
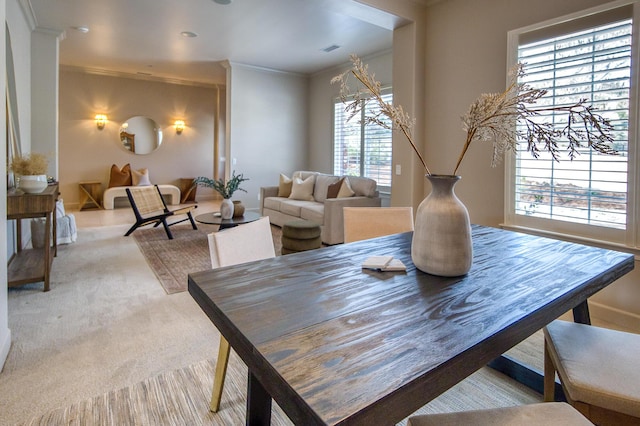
(348, 175, 377, 197)
(337, 178, 355, 198)
(108, 163, 132, 188)
(314, 174, 341, 203)
(264, 197, 286, 211)
(289, 175, 315, 201)
(300, 204, 324, 224)
(326, 177, 344, 199)
(279, 199, 315, 217)
(132, 168, 151, 186)
(278, 173, 293, 197)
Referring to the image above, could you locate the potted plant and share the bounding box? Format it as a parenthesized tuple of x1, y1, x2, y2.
(195, 171, 249, 219)
(10, 152, 50, 193)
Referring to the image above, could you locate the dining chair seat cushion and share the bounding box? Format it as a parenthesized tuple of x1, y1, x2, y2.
(407, 403, 592, 426)
(544, 320, 640, 418)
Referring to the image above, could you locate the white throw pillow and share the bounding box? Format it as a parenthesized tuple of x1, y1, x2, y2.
(337, 177, 355, 198)
(289, 175, 315, 201)
(132, 168, 152, 186)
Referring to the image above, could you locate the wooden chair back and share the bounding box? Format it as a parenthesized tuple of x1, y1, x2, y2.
(343, 207, 414, 243)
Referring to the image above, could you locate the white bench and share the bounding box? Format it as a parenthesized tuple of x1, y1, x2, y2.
(103, 184, 181, 209)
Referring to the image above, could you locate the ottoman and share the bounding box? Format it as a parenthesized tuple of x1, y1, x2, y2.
(281, 219, 322, 254)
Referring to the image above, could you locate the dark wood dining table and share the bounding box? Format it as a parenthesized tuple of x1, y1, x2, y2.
(188, 225, 634, 425)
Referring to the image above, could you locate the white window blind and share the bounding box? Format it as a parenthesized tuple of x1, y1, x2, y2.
(333, 91, 393, 190)
(511, 10, 633, 238)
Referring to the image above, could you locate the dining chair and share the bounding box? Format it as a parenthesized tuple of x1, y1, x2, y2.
(206, 216, 276, 412)
(407, 402, 593, 425)
(543, 320, 640, 425)
(124, 185, 197, 239)
(343, 206, 414, 243)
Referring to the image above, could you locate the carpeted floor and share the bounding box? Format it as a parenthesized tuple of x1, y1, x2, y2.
(132, 224, 283, 294)
(24, 352, 542, 425)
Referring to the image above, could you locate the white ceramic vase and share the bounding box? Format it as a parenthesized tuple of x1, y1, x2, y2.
(220, 198, 234, 219)
(18, 174, 48, 194)
(411, 174, 473, 276)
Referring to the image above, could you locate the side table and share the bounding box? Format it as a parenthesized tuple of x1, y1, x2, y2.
(179, 178, 197, 203)
(79, 181, 103, 210)
(7, 184, 59, 291)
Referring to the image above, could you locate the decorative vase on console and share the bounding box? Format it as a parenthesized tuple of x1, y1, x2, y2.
(333, 55, 617, 277)
(10, 152, 50, 194)
(194, 170, 249, 221)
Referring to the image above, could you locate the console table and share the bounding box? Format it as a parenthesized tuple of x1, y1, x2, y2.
(7, 184, 59, 291)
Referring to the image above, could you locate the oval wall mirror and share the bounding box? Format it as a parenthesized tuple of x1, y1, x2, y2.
(119, 116, 163, 155)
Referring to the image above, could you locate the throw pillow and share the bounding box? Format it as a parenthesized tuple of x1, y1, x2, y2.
(289, 175, 315, 201)
(326, 177, 345, 199)
(337, 177, 355, 198)
(132, 168, 151, 186)
(278, 173, 293, 197)
(108, 163, 132, 188)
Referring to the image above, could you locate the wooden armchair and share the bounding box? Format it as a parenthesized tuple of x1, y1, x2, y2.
(124, 185, 197, 239)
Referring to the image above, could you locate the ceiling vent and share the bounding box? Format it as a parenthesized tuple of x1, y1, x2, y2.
(322, 44, 340, 53)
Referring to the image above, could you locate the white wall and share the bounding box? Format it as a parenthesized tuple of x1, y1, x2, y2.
(58, 70, 220, 207)
(309, 51, 392, 174)
(226, 63, 308, 209)
(2, 0, 25, 371)
(422, 0, 640, 323)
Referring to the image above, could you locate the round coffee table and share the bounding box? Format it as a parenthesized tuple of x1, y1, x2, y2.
(195, 210, 262, 230)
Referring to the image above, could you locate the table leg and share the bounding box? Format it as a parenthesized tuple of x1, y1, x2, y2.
(246, 372, 271, 426)
(572, 301, 591, 325)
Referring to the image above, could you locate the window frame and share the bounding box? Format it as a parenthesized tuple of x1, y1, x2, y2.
(504, 0, 640, 252)
(332, 88, 393, 193)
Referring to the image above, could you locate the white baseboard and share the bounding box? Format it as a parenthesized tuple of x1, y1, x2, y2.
(589, 301, 640, 333)
(0, 328, 11, 372)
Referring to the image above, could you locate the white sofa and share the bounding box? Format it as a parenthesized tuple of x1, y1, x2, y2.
(260, 171, 382, 245)
(103, 184, 181, 209)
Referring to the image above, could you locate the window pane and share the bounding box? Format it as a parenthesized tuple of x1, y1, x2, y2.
(334, 92, 393, 189)
(515, 19, 631, 230)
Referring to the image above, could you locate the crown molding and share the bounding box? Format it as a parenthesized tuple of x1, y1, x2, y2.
(60, 65, 220, 89)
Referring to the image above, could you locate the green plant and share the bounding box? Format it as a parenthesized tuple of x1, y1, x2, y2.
(194, 170, 249, 199)
(10, 152, 49, 175)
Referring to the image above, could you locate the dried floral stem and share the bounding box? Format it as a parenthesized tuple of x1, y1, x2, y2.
(334, 56, 616, 178)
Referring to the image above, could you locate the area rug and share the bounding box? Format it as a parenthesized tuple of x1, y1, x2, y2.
(132, 223, 283, 294)
(23, 351, 541, 425)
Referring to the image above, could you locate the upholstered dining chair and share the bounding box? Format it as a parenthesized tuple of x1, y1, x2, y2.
(206, 216, 276, 412)
(343, 206, 414, 243)
(124, 185, 197, 239)
(543, 320, 640, 425)
(407, 402, 593, 425)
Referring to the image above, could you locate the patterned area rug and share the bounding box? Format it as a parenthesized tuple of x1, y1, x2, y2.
(23, 352, 541, 425)
(132, 223, 283, 294)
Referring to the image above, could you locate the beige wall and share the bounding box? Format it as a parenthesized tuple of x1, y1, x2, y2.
(58, 70, 221, 207)
(422, 0, 640, 323)
(226, 63, 309, 210)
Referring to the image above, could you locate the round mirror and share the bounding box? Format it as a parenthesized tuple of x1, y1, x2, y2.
(119, 116, 163, 155)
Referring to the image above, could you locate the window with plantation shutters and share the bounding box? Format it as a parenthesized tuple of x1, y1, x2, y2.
(505, 3, 638, 247)
(333, 90, 393, 191)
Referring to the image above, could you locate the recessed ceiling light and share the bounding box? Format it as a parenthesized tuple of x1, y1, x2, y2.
(73, 26, 90, 33)
(180, 31, 198, 38)
(213, 0, 232, 4)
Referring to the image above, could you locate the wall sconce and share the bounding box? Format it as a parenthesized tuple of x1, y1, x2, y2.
(95, 114, 108, 130)
(174, 120, 185, 135)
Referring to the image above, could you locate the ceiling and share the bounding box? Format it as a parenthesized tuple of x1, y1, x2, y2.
(27, 0, 412, 86)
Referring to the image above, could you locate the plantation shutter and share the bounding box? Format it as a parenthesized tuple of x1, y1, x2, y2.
(334, 91, 393, 190)
(514, 16, 632, 230)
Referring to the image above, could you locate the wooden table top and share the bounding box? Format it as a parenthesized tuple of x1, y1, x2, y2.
(188, 225, 634, 425)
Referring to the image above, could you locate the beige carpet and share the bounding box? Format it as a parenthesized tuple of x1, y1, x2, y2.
(23, 351, 542, 425)
(132, 224, 283, 294)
